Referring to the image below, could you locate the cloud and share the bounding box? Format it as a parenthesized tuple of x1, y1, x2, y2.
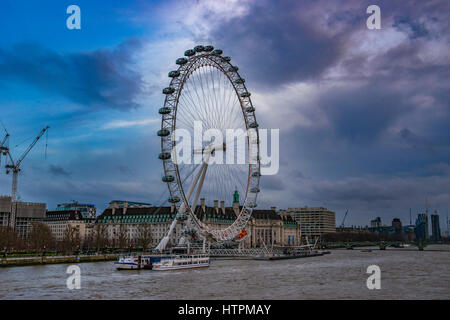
(0, 38, 143, 110)
(101, 118, 159, 130)
(48, 164, 71, 177)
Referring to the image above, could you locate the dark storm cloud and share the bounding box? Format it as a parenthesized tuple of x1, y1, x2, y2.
(209, 0, 350, 87)
(393, 16, 429, 39)
(48, 164, 71, 177)
(319, 86, 409, 144)
(206, 0, 450, 89)
(260, 175, 285, 191)
(0, 38, 143, 109)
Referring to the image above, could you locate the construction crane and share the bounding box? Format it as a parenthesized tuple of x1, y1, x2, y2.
(0, 131, 9, 168)
(340, 210, 349, 228)
(5, 125, 49, 201)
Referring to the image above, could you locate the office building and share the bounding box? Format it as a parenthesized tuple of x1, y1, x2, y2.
(279, 206, 335, 239)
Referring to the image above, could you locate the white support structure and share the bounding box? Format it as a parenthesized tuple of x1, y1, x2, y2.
(155, 144, 216, 252)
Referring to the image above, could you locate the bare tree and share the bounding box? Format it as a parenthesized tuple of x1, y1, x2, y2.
(92, 224, 108, 253)
(28, 222, 54, 255)
(136, 223, 152, 252)
(0, 226, 18, 256)
(61, 225, 80, 255)
(116, 224, 129, 251)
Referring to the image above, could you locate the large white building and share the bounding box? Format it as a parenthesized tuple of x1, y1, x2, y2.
(280, 206, 336, 240)
(44, 210, 94, 242)
(96, 199, 301, 249)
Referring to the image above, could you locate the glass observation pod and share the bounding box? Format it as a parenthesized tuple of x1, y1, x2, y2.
(176, 57, 188, 65)
(168, 70, 180, 77)
(168, 196, 181, 203)
(245, 106, 255, 113)
(212, 49, 223, 55)
(204, 45, 214, 52)
(240, 92, 251, 98)
(184, 49, 196, 57)
(235, 78, 245, 84)
(250, 187, 260, 193)
(162, 175, 175, 182)
(159, 152, 171, 160)
(247, 202, 257, 208)
(194, 45, 205, 52)
(157, 129, 170, 137)
(251, 171, 261, 177)
(228, 66, 239, 72)
(159, 107, 172, 114)
(249, 122, 258, 129)
(176, 213, 188, 220)
(222, 56, 231, 62)
(163, 87, 175, 94)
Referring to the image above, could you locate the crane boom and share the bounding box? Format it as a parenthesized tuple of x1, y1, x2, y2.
(340, 210, 348, 228)
(0, 133, 9, 168)
(0, 133, 8, 147)
(5, 125, 49, 202)
(15, 126, 49, 168)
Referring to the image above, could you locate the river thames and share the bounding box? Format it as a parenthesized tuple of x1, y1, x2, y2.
(1, 245, 449, 300)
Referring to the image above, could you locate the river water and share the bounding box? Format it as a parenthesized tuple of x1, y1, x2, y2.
(1, 245, 449, 300)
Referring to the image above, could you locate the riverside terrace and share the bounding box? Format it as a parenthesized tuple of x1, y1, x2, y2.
(95, 201, 301, 249)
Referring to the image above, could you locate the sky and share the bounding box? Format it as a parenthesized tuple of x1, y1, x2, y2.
(0, 0, 449, 228)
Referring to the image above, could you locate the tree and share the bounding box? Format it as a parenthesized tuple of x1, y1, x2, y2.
(91, 224, 108, 253)
(136, 223, 152, 252)
(61, 225, 81, 255)
(28, 222, 54, 254)
(0, 226, 18, 255)
(116, 224, 129, 251)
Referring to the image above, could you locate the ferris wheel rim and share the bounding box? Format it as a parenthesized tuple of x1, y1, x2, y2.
(159, 47, 261, 242)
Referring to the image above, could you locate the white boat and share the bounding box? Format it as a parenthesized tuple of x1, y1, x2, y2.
(115, 255, 153, 270)
(152, 254, 210, 271)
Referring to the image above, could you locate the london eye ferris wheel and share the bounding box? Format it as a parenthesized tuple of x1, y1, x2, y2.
(156, 45, 261, 250)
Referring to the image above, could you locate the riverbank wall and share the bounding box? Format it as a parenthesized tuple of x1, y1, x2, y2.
(0, 254, 118, 268)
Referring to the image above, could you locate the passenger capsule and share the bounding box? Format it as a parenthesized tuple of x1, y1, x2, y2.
(176, 213, 188, 221)
(157, 129, 170, 137)
(168, 70, 180, 77)
(194, 45, 205, 52)
(212, 49, 223, 55)
(159, 107, 172, 115)
(204, 45, 214, 52)
(222, 56, 231, 62)
(247, 202, 257, 208)
(168, 196, 181, 203)
(240, 92, 251, 98)
(228, 66, 238, 72)
(158, 152, 171, 160)
(163, 87, 175, 94)
(235, 78, 245, 84)
(162, 175, 175, 182)
(176, 57, 188, 65)
(245, 106, 255, 113)
(249, 122, 258, 129)
(184, 49, 196, 57)
(250, 187, 260, 193)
